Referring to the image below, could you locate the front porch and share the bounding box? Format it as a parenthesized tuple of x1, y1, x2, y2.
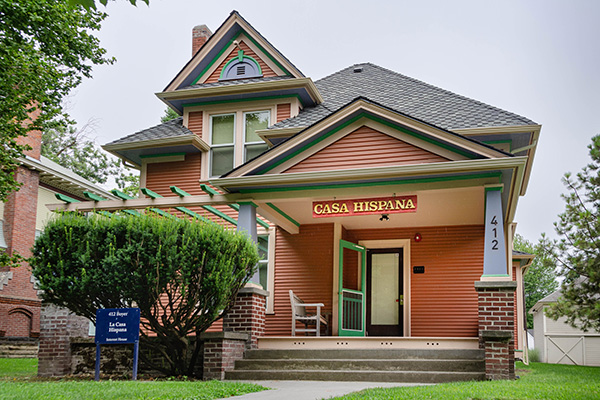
(257, 336, 479, 350)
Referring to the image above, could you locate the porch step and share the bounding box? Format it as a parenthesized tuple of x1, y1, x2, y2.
(225, 349, 485, 383)
(0, 338, 39, 358)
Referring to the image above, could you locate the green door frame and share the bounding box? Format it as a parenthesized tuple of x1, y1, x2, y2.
(338, 239, 366, 337)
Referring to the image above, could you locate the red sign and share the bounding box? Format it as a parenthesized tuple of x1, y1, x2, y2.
(312, 196, 417, 218)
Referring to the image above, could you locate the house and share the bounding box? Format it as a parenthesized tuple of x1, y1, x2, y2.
(531, 290, 600, 366)
(50, 11, 540, 381)
(0, 127, 117, 339)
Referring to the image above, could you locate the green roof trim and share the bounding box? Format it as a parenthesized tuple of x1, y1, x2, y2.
(182, 94, 304, 109)
(141, 187, 162, 199)
(266, 202, 300, 227)
(111, 189, 135, 200)
(256, 112, 480, 175)
(200, 184, 220, 196)
(238, 172, 502, 194)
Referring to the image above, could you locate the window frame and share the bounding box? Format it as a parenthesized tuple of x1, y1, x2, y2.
(209, 112, 236, 178)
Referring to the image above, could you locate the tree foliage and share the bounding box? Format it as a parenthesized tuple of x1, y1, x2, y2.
(161, 108, 180, 123)
(513, 234, 558, 329)
(30, 213, 259, 376)
(41, 121, 139, 196)
(0, 0, 113, 202)
(546, 135, 600, 331)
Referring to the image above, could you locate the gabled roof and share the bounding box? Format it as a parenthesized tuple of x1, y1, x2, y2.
(223, 96, 514, 178)
(271, 63, 537, 131)
(164, 10, 304, 93)
(104, 117, 192, 147)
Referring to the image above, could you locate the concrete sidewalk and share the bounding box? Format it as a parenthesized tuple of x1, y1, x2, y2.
(229, 380, 429, 400)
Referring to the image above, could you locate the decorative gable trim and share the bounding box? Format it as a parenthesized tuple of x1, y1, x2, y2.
(225, 98, 512, 178)
(165, 11, 304, 92)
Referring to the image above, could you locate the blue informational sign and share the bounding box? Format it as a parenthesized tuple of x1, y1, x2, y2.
(95, 308, 141, 381)
(95, 308, 140, 344)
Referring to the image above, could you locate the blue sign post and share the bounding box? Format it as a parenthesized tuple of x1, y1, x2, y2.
(95, 308, 140, 381)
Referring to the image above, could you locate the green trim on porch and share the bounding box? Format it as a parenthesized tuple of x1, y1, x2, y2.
(55, 193, 80, 203)
(83, 191, 106, 202)
(238, 172, 503, 194)
(256, 112, 481, 175)
(266, 203, 300, 227)
(199, 185, 268, 228)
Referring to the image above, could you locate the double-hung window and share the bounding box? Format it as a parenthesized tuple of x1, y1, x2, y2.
(243, 111, 270, 162)
(210, 113, 235, 177)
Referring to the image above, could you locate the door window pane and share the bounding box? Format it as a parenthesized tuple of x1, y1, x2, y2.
(371, 253, 399, 325)
(211, 114, 234, 145)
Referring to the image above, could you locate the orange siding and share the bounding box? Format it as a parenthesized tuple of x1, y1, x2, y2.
(265, 224, 334, 336)
(284, 126, 449, 173)
(187, 111, 203, 136)
(276, 103, 291, 122)
(345, 225, 484, 337)
(205, 41, 277, 83)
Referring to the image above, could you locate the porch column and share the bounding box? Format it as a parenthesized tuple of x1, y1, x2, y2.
(237, 202, 259, 285)
(483, 188, 508, 278)
(475, 281, 517, 380)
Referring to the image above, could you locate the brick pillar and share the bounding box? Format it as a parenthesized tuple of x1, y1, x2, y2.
(222, 286, 268, 350)
(201, 332, 247, 380)
(38, 303, 90, 377)
(475, 281, 517, 380)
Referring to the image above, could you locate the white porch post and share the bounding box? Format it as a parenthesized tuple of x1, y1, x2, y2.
(482, 188, 508, 278)
(237, 202, 260, 285)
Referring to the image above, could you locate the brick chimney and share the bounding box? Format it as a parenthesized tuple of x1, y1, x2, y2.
(192, 24, 212, 56)
(16, 107, 42, 160)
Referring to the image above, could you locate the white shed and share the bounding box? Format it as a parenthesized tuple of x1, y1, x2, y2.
(530, 290, 600, 366)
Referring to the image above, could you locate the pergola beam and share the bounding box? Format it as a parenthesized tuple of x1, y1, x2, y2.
(47, 193, 248, 212)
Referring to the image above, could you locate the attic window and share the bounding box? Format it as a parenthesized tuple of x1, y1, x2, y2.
(220, 50, 263, 81)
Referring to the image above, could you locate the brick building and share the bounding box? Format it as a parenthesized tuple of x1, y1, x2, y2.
(0, 128, 117, 338)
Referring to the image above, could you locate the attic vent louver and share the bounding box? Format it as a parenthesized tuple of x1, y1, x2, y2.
(237, 65, 246, 75)
(353, 67, 363, 73)
(219, 49, 263, 81)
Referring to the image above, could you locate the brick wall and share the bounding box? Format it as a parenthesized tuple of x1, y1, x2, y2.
(0, 165, 41, 338)
(201, 332, 247, 380)
(475, 281, 517, 380)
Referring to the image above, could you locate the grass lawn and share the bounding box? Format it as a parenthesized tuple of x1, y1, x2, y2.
(0, 358, 267, 400)
(330, 362, 600, 400)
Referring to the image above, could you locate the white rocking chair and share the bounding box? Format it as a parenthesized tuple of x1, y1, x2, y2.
(289, 289, 329, 336)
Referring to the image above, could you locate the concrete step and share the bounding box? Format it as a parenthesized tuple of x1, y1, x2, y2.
(226, 369, 485, 383)
(234, 358, 484, 373)
(245, 348, 484, 360)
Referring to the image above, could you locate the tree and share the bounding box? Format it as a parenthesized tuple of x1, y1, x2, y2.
(513, 234, 558, 329)
(0, 0, 113, 202)
(161, 107, 180, 123)
(41, 120, 139, 196)
(546, 135, 600, 332)
(69, 0, 148, 10)
(30, 213, 259, 376)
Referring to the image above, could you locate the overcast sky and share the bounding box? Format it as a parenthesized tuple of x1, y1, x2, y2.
(69, 0, 600, 243)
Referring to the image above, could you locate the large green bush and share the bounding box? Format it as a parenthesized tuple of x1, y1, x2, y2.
(31, 213, 259, 376)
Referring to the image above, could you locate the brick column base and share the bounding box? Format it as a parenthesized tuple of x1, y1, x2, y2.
(222, 286, 268, 350)
(38, 303, 90, 377)
(475, 281, 517, 380)
(201, 332, 248, 380)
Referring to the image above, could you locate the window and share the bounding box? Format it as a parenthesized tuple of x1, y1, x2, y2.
(244, 111, 270, 162)
(210, 113, 235, 177)
(257, 235, 269, 291)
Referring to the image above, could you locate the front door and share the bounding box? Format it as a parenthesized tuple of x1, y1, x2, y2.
(338, 240, 366, 337)
(366, 249, 403, 336)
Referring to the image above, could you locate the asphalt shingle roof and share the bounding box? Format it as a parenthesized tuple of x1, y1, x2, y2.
(271, 63, 536, 131)
(106, 117, 192, 146)
(107, 63, 537, 147)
